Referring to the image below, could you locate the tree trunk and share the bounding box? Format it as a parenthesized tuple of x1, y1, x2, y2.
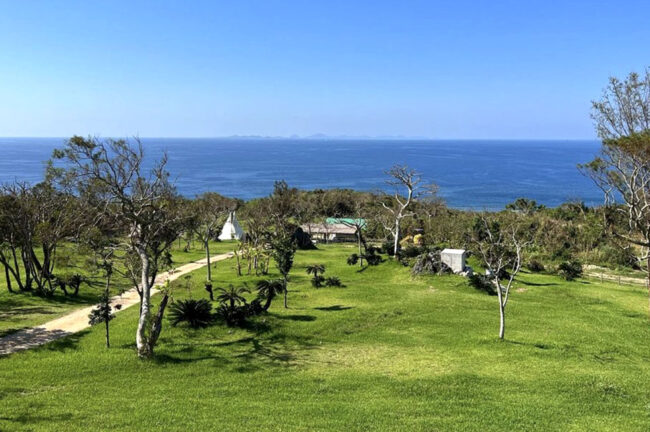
(647, 255, 650, 321)
(105, 272, 112, 348)
(205, 238, 212, 281)
(148, 293, 170, 353)
(393, 220, 400, 258)
(136, 249, 152, 358)
(263, 293, 273, 311)
(495, 278, 505, 339)
(283, 276, 288, 308)
(4, 264, 13, 293)
(358, 231, 364, 268)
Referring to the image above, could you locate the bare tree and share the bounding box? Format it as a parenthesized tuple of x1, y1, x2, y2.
(194, 192, 236, 281)
(379, 165, 433, 257)
(579, 69, 650, 317)
(51, 136, 184, 358)
(472, 214, 529, 340)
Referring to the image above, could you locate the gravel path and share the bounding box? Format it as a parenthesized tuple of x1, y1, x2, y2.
(0, 252, 233, 356)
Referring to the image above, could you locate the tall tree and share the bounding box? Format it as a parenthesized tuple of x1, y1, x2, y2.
(51, 136, 184, 358)
(379, 165, 434, 257)
(194, 192, 235, 281)
(472, 214, 529, 340)
(270, 235, 296, 308)
(579, 69, 650, 317)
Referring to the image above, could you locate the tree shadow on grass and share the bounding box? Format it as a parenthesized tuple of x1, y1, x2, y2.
(519, 280, 558, 287)
(0, 328, 89, 357)
(314, 305, 353, 312)
(274, 314, 316, 322)
(0, 402, 75, 426)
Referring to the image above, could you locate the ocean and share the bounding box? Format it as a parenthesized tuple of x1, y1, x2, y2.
(0, 137, 603, 210)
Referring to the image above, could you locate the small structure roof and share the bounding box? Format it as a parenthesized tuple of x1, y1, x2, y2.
(441, 248, 466, 254)
(301, 222, 357, 235)
(325, 218, 367, 228)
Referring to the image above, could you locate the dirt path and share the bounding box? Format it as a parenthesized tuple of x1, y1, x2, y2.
(0, 252, 233, 356)
(583, 264, 648, 286)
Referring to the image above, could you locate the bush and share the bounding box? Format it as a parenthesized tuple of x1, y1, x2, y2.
(347, 254, 359, 266)
(527, 259, 545, 273)
(168, 299, 214, 328)
(325, 276, 343, 287)
(363, 251, 383, 266)
(400, 245, 422, 259)
(311, 275, 325, 288)
(216, 304, 249, 327)
(381, 241, 396, 256)
(411, 251, 452, 276)
(557, 260, 583, 281)
(468, 274, 497, 296)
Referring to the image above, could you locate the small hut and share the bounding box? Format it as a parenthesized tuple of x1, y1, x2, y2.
(218, 211, 246, 241)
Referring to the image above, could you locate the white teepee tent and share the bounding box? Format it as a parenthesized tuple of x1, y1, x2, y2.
(218, 211, 245, 241)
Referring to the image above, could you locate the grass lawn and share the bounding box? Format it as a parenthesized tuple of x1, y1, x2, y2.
(1, 244, 649, 431)
(0, 240, 236, 337)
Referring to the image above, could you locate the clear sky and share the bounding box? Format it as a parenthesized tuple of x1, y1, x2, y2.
(1, 0, 649, 139)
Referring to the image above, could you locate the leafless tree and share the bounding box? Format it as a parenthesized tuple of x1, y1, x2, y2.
(51, 136, 184, 358)
(379, 165, 434, 257)
(472, 214, 530, 340)
(579, 69, 650, 317)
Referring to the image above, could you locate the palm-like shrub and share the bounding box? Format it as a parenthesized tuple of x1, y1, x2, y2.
(168, 299, 214, 328)
(256, 279, 285, 311)
(306, 264, 326, 287)
(347, 254, 359, 266)
(216, 285, 251, 326)
(216, 285, 250, 308)
(306, 264, 325, 277)
(325, 276, 343, 287)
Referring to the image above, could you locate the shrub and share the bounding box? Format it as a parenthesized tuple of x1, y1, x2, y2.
(381, 241, 396, 256)
(311, 275, 325, 288)
(216, 304, 249, 327)
(325, 276, 343, 287)
(527, 259, 545, 273)
(400, 245, 422, 259)
(411, 251, 451, 276)
(557, 260, 583, 281)
(468, 274, 497, 296)
(363, 251, 382, 266)
(168, 299, 214, 328)
(347, 254, 359, 266)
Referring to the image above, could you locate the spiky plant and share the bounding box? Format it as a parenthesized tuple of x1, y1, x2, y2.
(256, 279, 285, 311)
(168, 299, 214, 328)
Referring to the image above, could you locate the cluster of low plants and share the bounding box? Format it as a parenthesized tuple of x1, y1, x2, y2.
(557, 260, 583, 281)
(168, 278, 288, 329)
(306, 264, 344, 287)
(467, 274, 497, 296)
(347, 246, 382, 268)
(411, 250, 452, 276)
(526, 259, 546, 273)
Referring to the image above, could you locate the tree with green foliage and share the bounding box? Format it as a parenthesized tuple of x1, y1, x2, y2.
(51, 136, 185, 358)
(270, 235, 297, 308)
(580, 68, 650, 317)
(88, 288, 115, 348)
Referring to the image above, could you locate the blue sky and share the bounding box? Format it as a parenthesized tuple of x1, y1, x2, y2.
(1, 0, 648, 139)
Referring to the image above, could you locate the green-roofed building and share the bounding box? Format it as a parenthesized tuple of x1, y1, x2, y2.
(325, 218, 367, 228)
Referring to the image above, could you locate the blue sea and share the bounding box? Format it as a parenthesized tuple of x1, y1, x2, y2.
(0, 138, 602, 210)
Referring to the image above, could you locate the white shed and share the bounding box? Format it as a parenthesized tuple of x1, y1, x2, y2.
(440, 249, 466, 273)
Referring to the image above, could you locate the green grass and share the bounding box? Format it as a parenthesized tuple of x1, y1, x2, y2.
(0, 240, 236, 337)
(1, 244, 649, 431)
